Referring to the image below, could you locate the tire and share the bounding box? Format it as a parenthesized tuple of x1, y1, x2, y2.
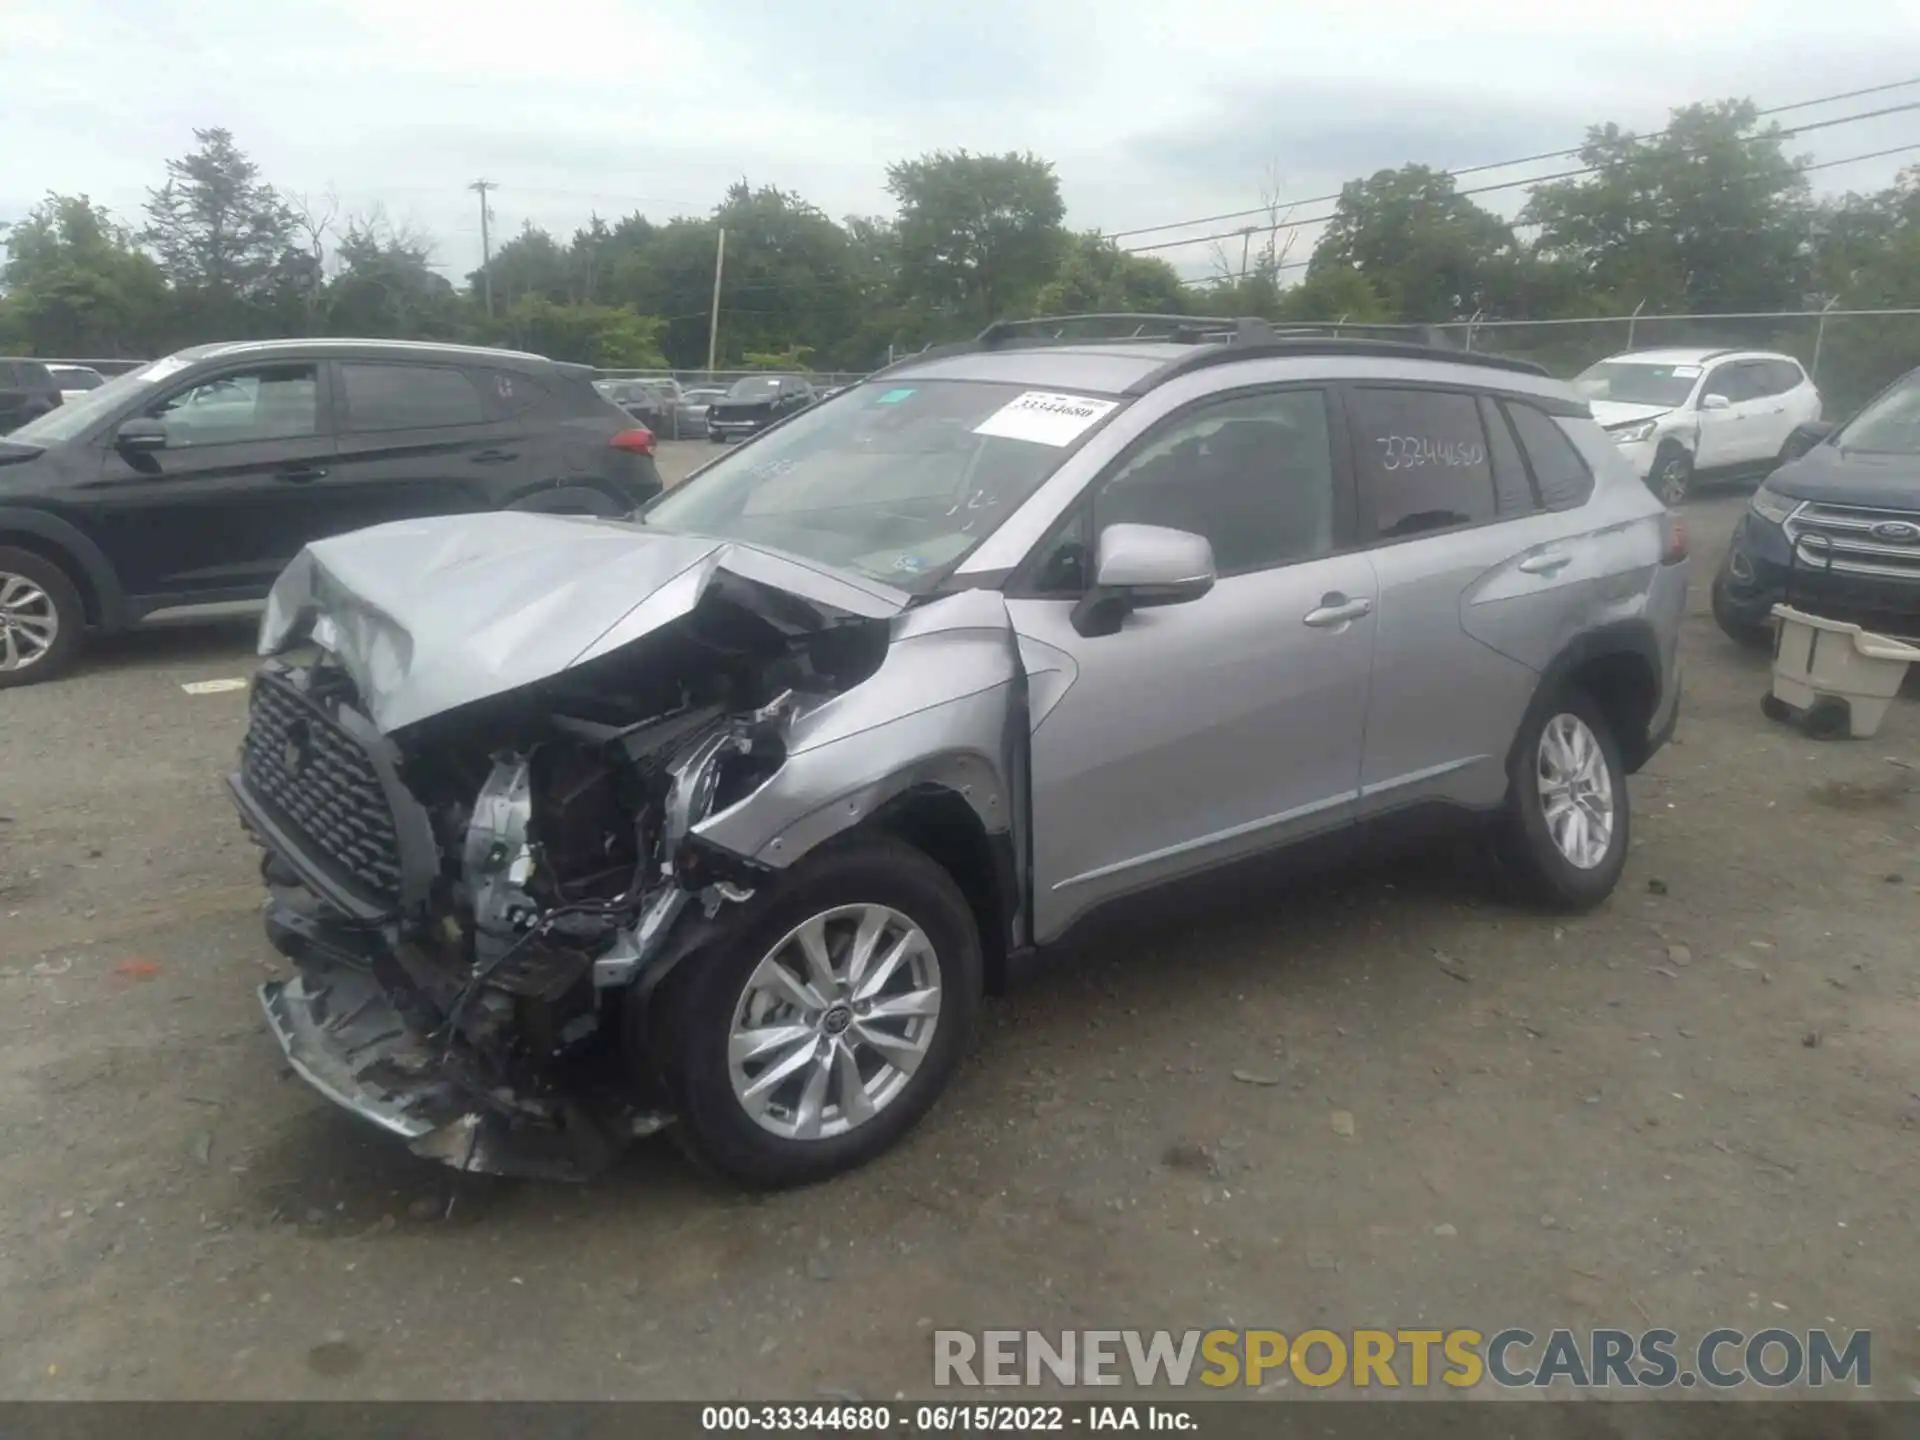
(1493, 688, 1632, 912)
(0, 545, 85, 689)
(656, 836, 983, 1188)
(1649, 445, 1693, 507)
(1711, 574, 1773, 649)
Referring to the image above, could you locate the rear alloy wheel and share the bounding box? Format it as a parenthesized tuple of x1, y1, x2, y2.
(1493, 690, 1631, 911)
(1649, 447, 1693, 507)
(660, 837, 982, 1187)
(0, 546, 84, 689)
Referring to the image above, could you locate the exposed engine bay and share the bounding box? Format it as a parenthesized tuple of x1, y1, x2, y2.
(229, 512, 1027, 1180)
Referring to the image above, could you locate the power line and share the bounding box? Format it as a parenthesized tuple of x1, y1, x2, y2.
(1168, 140, 1920, 286)
(1109, 75, 1920, 244)
(1128, 103, 1920, 258)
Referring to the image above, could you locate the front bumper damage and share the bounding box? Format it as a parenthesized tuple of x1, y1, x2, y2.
(234, 514, 1029, 1180)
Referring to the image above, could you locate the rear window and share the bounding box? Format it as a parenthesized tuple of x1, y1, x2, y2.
(1348, 387, 1497, 539)
(727, 377, 783, 399)
(1504, 401, 1594, 510)
(50, 367, 104, 390)
(341, 363, 486, 432)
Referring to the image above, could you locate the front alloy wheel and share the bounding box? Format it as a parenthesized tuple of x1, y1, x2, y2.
(656, 837, 982, 1187)
(727, 904, 942, 1141)
(0, 571, 59, 674)
(1650, 449, 1692, 507)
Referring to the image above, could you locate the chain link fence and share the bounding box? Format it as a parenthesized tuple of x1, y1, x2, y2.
(596, 368, 869, 390)
(1434, 308, 1920, 416)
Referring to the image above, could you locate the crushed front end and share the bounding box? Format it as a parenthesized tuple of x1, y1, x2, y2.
(226, 515, 934, 1179)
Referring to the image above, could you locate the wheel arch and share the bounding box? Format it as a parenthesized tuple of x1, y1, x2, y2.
(1525, 621, 1665, 774)
(0, 506, 128, 630)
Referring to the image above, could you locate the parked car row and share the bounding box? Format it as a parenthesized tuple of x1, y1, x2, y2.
(0, 338, 663, 686)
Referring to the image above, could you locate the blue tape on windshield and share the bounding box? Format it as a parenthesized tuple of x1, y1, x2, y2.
(877, 388, 916, 404)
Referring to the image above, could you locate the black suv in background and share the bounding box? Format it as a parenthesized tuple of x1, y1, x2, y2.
(1712, 365, 1920, 644)
(0, 338, 664, 687)
(0, 358, 62, 433)
(706, 373, 817, 441)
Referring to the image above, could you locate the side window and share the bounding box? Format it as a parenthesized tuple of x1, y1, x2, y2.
(148, 364, 319, 446)
(1027, 389, 1336, 591)
(1703, 363, 1761, 405)
(340, 363, 486, 432)
(0, 362, 16, 386)
(1093, 389, 1336, 577)
(1478, 395, 1536, 514)
(1765, 359, 1806, 396)
(483, 368, 542, 417)
(1348, 387, 1495, 540)
(1505, 402, 1595, 511)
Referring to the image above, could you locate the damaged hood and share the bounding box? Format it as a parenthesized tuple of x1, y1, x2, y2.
(259, 511, 910, 732)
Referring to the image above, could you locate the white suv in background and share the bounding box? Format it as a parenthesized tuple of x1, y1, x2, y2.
(1573, 348, 1823, 505)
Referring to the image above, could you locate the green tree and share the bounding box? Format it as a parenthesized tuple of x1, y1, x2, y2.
(1, 194, 170, 356)
(141, 128, 298, 297)
(490, 295, 666, 368)
(1522, 100, 1813, 312)
(886, 150, 1066, 328)
(1033, 232, 1188, 315)
(322, 211, 464, 340)
(474, 222, 572, 308)
(1307, 164, 1521, 321)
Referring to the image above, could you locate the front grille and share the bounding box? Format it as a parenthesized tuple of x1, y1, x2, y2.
(241, 671, 402, 905)
(1784, 502, 1920, 581)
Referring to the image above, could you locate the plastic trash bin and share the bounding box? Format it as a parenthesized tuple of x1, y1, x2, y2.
(1767, 604, 1920, 739)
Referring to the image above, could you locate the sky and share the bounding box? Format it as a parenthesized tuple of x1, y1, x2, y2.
(4, 0, 1919, 290)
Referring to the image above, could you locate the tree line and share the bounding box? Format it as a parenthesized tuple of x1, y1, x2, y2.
(1, 99, 1914, 403)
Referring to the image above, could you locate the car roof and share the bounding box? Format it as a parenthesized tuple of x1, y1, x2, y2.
(1599, 347, 1802, 367)
(881, 339, 1574, 407)
(175, 337, 556, 371)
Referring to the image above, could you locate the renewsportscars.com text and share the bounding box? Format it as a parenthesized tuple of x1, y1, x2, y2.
(933, 1327, 1871, 1390)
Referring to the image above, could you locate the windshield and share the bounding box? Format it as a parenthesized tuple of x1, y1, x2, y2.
(727, 376, 784, 398)
(1573, 361, 1701, 408)
(1835, 371, 1920, 455)
(641, 379, 1126, 590)
(7, 354, 193, 445)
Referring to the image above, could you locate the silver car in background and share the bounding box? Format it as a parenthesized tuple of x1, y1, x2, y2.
(228, 315, 1688, 1187)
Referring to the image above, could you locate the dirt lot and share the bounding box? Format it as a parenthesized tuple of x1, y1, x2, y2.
(2, 458, 1918, 1400)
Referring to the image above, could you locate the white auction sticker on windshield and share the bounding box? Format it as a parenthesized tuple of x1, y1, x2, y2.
(1671, 364, 1702, 378)
(136, 354, 193, 383)
(973, 390, 1118, 447)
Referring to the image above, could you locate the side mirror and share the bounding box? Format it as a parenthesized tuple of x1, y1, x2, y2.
(1781, 420, 1836, 462)
(1700, 393, 1731, 412)
(1070, 523, 1216, 638)
(115, 417, 168, 453)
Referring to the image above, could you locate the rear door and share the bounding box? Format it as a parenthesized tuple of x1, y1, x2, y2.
(320, 360, 513, 532)
(1341, 383, 1593, 819)
(80, 359, 337, 601)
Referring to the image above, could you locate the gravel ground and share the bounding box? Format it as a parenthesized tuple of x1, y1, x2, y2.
(2, 465, 1917, 1400)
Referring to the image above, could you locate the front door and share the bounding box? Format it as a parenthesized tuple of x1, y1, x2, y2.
(1005, 386, 1376, 941)
(80, 360, 337, 603)
(1695, 361, 1773, 470)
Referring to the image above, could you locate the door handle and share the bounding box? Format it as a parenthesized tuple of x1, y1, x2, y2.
(275, 465, 327, 483)
(1518, 551, 1572, 575)
(470, 449, 518, 464)
(1302, 594, 1373, 628)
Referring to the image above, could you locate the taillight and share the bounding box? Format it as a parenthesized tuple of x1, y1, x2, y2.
(611, 427, 656, 457)
(1662, 512, 1689, 564)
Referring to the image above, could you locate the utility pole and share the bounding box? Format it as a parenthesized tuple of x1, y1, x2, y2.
(706, 227, 727, 377)
(469, 180, 496, 319)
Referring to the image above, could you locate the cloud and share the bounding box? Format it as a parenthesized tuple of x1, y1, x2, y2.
(2, 0, 1914, 284)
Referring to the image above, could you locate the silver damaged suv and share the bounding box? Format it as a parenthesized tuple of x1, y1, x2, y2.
(230, 316, 1688, 1185)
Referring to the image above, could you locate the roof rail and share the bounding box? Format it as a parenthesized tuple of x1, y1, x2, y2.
(1123, 336, 1549, 393)
(973, 313, 1281, 348)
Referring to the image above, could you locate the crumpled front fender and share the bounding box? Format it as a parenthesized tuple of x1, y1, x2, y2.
(689, 587, 1031, 944)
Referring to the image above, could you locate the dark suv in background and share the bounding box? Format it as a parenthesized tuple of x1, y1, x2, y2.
(707, 373, 817, 441)
(0, 358, 62, 433)
(0, 337, 663, 687)
(1712, 365, 1920, 645)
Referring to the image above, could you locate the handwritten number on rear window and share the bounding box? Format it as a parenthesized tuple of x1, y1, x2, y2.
(1375, 435, 1486, 471)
